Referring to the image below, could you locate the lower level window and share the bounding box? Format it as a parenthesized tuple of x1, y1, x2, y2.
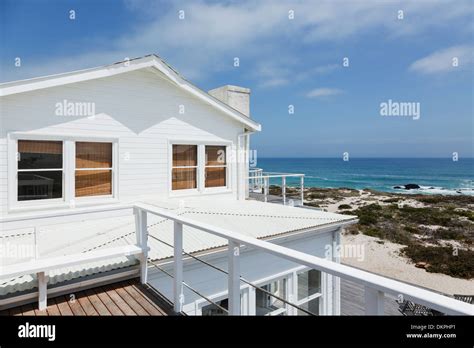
(296, 269, 321, 315)
(256, 278, 287, 316)
(201, 299, 228, 316)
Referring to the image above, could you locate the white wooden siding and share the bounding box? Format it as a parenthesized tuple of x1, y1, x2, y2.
(0, 69, 244, 215)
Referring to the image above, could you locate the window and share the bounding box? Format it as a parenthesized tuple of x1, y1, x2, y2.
(17, 140, 63, 201)
(75, 142, 113, 197)
(296, 269, 321, 315)
(172, 145, 197, 190)
(256, 278, 287, 316)
(201, 299, 228, 316)
(205, 146, 227, 188)
(297, 269, 321, 300)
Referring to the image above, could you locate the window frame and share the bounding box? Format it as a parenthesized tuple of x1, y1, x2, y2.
(294, 269, 323, 315)
(168, 140, 232, 197)
(171, 144, 199, 192)
(204, 145, 228, 189)
(74, 141, 115, 200)
(8, 132, 119, 212)
(16, 139, 65, 205)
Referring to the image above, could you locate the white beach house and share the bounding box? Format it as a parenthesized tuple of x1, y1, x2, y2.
(0, 55, 471, 316)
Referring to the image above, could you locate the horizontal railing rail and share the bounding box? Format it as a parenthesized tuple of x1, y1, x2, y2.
(1, 202, 472, 316)
(0, 204, 147, 311)
(134, 202, 473, 316)
(247, 169, 305, 205)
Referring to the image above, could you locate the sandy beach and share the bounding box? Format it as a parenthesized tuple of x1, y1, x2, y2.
(341, 233, 474, 295)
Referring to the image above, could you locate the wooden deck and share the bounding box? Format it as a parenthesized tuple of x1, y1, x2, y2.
(0, 278, 175, 316)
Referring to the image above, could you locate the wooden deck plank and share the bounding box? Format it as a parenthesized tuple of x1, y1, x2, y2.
(102, 285, 137, 315)
(84, 289, 112, 316)
(20, 303, 36, 316)
(2, 279, 172, 316)
(113, 285, 149, 315)
(136, 282, 175, 316)
(77, 293, 99, 316)
(55, 296, 74, 316)
(67, 293, 87, 315)
(9, 306, 24, 316)
(122, 281, 164, 315)
(45, 299, 61, 316)
(92, 288, 123, 315)
(34, 306, 48, 316)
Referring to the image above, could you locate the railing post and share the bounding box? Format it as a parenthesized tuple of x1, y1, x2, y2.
(365, 286, 384, 315)
(282, 176, 286, 205)
(174, 221, 184, 313)
(300, 176, 304, 206)
(228, 240, 241, 315)
(38, 271, 48, 311)
(134, 207, 148, 284)
(263, 177, 268, 202)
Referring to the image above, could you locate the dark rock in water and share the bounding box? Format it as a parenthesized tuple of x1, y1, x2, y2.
(393, 186, 403, 189)
(429, 187, 435, 189)
(404, 184, 420, 190)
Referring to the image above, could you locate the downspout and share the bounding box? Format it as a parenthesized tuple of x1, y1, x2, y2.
(237, 130, 255, 200)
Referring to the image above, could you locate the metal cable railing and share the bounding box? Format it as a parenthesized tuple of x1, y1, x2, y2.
(147, 258, 229, 314)
(147, 234, 316, 316)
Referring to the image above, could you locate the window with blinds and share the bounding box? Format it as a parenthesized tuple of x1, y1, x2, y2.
(17, 140, 63, 201)
(172, 145, 197, 190)
(75, 142, 113, 197)
(205, 146, 226, 188)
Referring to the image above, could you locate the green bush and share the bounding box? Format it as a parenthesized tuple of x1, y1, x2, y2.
(402, 244, 474, 279)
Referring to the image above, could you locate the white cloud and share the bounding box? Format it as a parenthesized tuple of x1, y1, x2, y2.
(409, 45, 473, 74)
(306, 88, 343, 98)
(2, 0, 473, 83)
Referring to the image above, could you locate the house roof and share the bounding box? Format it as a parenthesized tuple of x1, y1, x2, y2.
(0, 54, 261, 132)
(0, 199, 356, 296)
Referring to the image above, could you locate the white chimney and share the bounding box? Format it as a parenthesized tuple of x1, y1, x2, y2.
(208, 85, 251, 117)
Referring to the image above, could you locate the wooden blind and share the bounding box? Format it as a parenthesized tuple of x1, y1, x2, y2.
(205, 167, 226, 188)
(172, 168, 197, 190)
(18, 140, 62, 154)
(206, 146, 226, 165)
(173, 145, 197, 167)
(75, 170, 112, 197)
(76, 142, 112, 168)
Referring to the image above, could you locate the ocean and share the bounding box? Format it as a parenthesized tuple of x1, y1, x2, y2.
(255, 158, 474, 196)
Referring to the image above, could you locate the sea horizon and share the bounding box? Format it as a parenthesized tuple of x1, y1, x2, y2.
(254, 157, 474, 196)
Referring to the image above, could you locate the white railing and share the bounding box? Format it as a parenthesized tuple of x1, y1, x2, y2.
(0, 204, 148, 311)
(134, 203, 473, 316)
(1, 203, 473, 316)
(248, 168, 305, 206)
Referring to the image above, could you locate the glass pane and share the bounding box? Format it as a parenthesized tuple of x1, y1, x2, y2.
(297, 297, 320, 316)
(298, 270, 321, 300)
(173, 145, 197, 167)
(18, 171, 62, 201)
(18, 140, 62, 169)
(256, 279, 287, 315)
(76, 142, 112, 168)
(172, 168, 197, 190)
(205, 167, 226, 188)
(75, 170, 112, 197)
(201, 299, 228, 316)
(205, 146, 226, 165)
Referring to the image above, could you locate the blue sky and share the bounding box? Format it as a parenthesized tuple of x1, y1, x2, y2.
(1, 0, 473, 158)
